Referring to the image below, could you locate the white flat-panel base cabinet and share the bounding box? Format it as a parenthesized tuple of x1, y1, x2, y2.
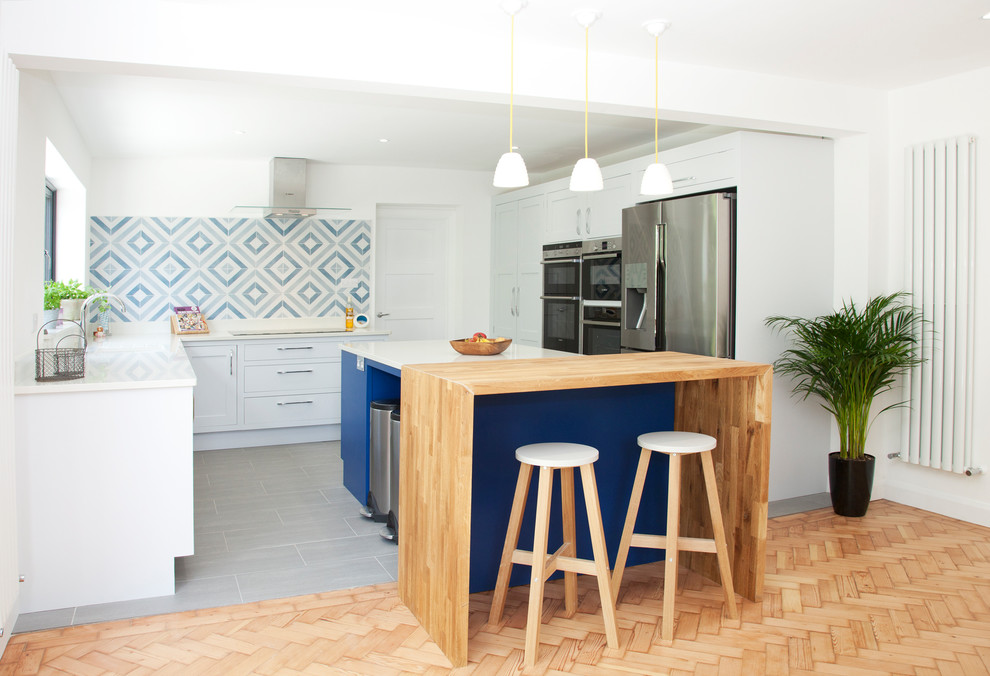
(15, 387, 194, 613)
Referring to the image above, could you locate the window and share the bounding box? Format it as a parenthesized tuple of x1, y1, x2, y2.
(44, 179, 56, 283)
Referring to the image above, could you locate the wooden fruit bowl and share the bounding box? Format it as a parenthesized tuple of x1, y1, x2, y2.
(449, 337, 512, 355)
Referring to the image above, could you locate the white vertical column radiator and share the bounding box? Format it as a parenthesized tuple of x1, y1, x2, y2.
(903, 136, 977, 475)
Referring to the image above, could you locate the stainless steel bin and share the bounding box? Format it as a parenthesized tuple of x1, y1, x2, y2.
(362, 399, 398, 522)
(382, 408, 401, 542)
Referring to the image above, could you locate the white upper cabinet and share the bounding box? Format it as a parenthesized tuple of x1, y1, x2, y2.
(545, 171, 633, 243)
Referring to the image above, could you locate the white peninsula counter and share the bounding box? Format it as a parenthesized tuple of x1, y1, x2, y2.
(14, 334, 197, 613)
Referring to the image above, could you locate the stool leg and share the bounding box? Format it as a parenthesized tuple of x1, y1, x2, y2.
(489, 462, 533, 625)
(611, 447, 652, 604)
(560, 467, 578, 618)
(661, 453, 682, 642)
(524, 466, 554, 667)
(579, 463, 620, 649)
(700, 450, 738, 620)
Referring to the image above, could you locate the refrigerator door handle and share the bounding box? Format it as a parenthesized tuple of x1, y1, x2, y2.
(656, 223, 667, 350)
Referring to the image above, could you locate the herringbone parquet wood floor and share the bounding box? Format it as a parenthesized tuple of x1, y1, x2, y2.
(2, 500, 989, 675)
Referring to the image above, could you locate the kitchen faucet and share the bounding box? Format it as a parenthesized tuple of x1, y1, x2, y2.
(80, 293, 127, 338)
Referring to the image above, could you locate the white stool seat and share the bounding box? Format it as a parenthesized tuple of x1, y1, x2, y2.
(637, 431, 716, 455)
(515, 442, 599, 468)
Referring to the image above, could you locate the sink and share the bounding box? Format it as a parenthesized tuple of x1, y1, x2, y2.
(229, 328, 350, 336)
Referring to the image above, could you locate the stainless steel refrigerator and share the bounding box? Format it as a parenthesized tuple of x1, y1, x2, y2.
(621, 190, 736, 358)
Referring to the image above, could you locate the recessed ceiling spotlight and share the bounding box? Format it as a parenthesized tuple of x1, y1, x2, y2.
(379, 138, 389, 143)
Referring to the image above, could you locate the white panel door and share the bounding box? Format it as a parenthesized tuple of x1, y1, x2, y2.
(375, 206, 452, 341)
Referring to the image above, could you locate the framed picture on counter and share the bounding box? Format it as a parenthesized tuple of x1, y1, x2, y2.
(170, 306, 209, 334)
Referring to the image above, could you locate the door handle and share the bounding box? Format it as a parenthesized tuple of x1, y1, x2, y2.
(575, 208, 581, 236)
(377, 312, 390, 318)
(585, 207, 591, 235)
(229, 350, 234, 375)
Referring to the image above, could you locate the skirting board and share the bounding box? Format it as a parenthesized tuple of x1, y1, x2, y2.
(193, 424, 340, 451)
(884, 480, 990, 528)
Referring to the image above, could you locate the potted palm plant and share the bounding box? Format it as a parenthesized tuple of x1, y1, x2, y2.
(765, 293, 925, 517)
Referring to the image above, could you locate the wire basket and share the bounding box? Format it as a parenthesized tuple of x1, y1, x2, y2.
(35, 319, 87, 382)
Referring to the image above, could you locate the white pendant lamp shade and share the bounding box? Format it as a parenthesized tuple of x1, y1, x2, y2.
(494, 151, 529, 188)
(641, 162, 673, 195)
(640, 19, 674, 196)
(570, 157, 604, 191)
(570, 9, 603, 192)
(493, 1, 529, 188)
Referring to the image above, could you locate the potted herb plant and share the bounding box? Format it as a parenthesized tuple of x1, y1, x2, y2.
(43, 279, 94, 322)
(765, 293, 925, 517)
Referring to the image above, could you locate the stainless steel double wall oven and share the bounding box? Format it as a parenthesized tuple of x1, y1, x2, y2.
(540, 241, 582, 353)
(581, 238, 621, 355)
(541, 238, 622, 355)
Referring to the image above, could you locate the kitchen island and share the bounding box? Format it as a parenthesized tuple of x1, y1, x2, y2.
(341, 343, 772, 667)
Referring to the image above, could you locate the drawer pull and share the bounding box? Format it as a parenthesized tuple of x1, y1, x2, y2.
(276, 346, 314, 351)
(276, 369, 314, 374)
(277, 400, 314, 406)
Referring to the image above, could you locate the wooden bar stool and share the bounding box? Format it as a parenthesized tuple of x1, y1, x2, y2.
(489, 442, 619, 666)
(611, 431, 738, 642)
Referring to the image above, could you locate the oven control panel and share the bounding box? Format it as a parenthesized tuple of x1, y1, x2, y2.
(543, 240, 583, 260)
(582, 238, 621, 254)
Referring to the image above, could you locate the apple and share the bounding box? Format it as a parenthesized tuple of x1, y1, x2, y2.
(471, 332, 487, 343)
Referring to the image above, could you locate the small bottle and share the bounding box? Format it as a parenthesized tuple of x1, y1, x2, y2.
(345, 306, 354, 331)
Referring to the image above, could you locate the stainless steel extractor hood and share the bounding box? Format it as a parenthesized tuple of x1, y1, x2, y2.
(234, 157, 350, 218)
(266, 157, 315, 218)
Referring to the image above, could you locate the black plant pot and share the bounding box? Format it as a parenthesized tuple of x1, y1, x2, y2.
(828, 452, 875, 517)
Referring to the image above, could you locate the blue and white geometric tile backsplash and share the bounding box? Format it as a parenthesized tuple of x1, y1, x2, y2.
(89, 217, 372, 322)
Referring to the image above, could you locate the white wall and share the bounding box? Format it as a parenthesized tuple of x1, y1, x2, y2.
(13, 69, 92, 357)
(879, 66, 990, 526)
(87, 158, 495, 337)
(0, 3, 21, 649)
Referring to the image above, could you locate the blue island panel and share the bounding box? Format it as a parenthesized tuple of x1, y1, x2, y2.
(341, 351, 401, 504)
(470, 382, 676, 593)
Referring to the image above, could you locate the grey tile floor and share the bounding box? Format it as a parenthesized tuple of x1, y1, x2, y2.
(13, 441, 832, 634)
(14, 441, 397, 634)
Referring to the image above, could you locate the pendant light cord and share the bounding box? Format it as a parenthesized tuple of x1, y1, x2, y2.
(654, 33, 659, 164)
(509, 14, 515, 153)
(584, 26, 590, 159)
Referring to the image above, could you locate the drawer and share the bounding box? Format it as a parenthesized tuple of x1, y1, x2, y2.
(243, 340, 341, 362)
(243, 362, 342, 394)
(667, 149, 736, 191)
(243, 392, 341, 427)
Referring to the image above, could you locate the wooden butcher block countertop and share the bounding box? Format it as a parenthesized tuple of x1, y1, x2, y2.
(404, 350, 772, 395)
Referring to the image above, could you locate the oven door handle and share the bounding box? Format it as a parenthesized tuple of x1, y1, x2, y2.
(540, 295, 581, 301)
(582, 319, 620, 327)
(582, 252, 620, 261)
(540, 258, 581, 265)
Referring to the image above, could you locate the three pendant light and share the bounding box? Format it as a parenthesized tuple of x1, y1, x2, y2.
(493, 6, 674, 197)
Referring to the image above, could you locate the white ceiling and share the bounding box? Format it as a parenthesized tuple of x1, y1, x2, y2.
(43, 0, 990, 176)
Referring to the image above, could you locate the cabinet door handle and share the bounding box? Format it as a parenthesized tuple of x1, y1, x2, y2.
(277, 400, 314, 406)
(277, 369, 314, 375)
(277, 346, 314, 351)
(585, 207, 592, 235)
(575, 208, 581, 236)
(377, 312, 390, 318)
(673, 176, 695, 183)
(229, 350, 234, 375)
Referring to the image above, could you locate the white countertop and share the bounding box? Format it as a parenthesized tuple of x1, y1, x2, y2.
(14, 334, 196, 395)
(181, 327, 389, 342)
(341, 339, 576, 370)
